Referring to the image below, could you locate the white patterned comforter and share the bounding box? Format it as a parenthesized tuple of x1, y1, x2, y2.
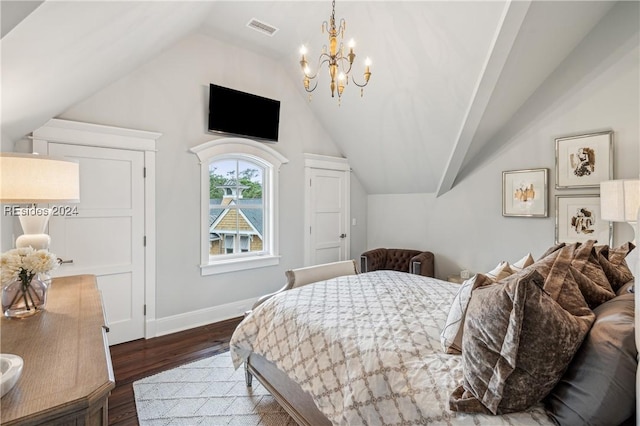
(230, 270, 553, 425)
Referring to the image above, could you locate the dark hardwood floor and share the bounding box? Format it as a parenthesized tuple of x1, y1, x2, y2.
(107, 317, 243, 425)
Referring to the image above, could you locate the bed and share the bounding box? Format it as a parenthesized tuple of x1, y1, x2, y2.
(230, 243, 637, 426)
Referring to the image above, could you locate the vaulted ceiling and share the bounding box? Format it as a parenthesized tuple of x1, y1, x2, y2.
(1, 1, 621, 195)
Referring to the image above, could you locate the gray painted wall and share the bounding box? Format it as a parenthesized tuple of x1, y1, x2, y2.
(367, 10, 639, 279)
(58, 33, 360, 320)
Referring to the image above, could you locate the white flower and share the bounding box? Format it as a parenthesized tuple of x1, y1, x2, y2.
(13, 247, 35, 257)
(1, 253, 21, 284)
(1, 248, 59, 285)
(23, 249, 58, 274)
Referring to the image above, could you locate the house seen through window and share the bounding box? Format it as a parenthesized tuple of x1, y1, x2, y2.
(209, 159, 264, 257)
(191, 138, 287, 275)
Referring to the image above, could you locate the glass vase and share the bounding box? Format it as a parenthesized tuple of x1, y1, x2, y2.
(2, 276, 48, 318)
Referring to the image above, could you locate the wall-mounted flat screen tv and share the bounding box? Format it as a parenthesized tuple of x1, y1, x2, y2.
(208, 84, 280, 142)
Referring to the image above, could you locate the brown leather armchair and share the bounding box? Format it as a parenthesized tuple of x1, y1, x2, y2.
(360, 248, 434, 277)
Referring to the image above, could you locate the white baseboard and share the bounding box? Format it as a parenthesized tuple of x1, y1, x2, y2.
(149, 297, 256, 338)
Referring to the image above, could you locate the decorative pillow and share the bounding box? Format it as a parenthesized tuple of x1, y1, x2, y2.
(538, 242, 566, 260)
(597, 242, 636, 291)
(518, 246, 564, 281)
(485, 261, 514, 282)
(616, 280, 634, 296)
(440, 273, 493, 354)
(510, 253, 534, 272)
(511, 241, 613, 309)
(564, 240, 615, 309)
(569, 266, 616, 308)
(542, 244, 594, 318)
(546, 293, 636, 426)
(450, 249, 595, 414)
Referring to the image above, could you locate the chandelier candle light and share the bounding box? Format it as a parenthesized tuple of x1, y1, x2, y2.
(299, 0, 371, 102)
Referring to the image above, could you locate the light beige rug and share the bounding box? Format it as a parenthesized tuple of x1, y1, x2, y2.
(133, 351, 295, 426)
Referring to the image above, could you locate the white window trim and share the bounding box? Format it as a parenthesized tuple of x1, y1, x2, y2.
(190, 137, 288, 275)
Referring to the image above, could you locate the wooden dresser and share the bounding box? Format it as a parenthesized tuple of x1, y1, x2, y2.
(1, 275, 115, 425)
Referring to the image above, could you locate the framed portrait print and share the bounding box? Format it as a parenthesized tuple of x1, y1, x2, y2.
(555, 195, 612, 245)
(555, 130, 612, 189)
(502, 168, 548, 217)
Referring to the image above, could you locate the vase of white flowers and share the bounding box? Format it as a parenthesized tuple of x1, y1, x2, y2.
(1, 247, 59, 318)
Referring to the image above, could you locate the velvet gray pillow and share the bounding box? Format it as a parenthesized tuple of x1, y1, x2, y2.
(564, 240, 615, 309)
(597, 242, 636, 291)
(537, 242, 566, 260)
(616, 280, 634, 296)
(545, 293, 636, 425)
(449, 265, 595, 415)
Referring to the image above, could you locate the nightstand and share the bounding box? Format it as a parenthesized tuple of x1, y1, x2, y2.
(446, 274, 466, 284)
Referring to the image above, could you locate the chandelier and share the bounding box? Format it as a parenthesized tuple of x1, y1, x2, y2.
(299, 0, 371, 102)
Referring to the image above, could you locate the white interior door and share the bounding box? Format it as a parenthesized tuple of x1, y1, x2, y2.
(47, 143, 145, 345)
(307, 166, 350, 265)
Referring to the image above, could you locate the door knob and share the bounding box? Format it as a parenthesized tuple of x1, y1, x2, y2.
(58, 258, 74, 264)
(339, 233, 347, 238)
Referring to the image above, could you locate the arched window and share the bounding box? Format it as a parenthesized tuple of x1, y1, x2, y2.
(191, 138, 288, 275)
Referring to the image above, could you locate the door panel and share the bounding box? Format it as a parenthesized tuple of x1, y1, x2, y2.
(98, 272, 135, 327)
(75, 156, 133, 209)
(61, 217, 132, 267)
(47, 143, 145, 345)
(309, 168, 348, 265)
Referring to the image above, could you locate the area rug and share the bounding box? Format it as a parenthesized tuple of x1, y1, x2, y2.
(133, 351, 296, 426)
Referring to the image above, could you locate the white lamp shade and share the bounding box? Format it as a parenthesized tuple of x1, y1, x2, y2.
(0, 153, 80, 203)
(600, 179, 640, 223)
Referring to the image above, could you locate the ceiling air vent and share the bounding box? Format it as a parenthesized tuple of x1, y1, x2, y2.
(246, 18, 279, 37)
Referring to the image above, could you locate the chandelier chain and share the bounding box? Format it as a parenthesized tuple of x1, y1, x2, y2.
(331, 0, 336, 30)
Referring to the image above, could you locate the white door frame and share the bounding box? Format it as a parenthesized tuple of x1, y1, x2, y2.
(32, 118, 161, 339)
(304, 153, 350, 266)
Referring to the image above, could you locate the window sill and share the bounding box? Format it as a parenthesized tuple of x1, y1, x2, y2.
(200, 255, 281, 276)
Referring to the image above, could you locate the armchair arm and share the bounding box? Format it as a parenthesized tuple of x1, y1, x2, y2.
(360, 248, 388, 272)
(410, 251, 435, 277)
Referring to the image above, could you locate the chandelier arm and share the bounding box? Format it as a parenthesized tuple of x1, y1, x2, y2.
(351, 75, 370, 88)
(304, 79, 319, 93)
(318, 53, 332, 63)
(304, 56, 331, 80)
(336, 56, 354, 75)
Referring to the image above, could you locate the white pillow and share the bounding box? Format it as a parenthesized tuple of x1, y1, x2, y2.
(440, 273, 494, 354)
(485, 261, 514, 282)
(511, 253, 534, 272)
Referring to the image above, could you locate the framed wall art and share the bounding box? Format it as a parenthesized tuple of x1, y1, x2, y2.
(555, 130, 613, 189)
(555, 195, 612, 245)
(502, 168, 548, 217)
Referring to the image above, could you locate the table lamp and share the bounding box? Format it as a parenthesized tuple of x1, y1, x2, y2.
(0, 153, 80, 249)
(600, 179, 640, 244)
